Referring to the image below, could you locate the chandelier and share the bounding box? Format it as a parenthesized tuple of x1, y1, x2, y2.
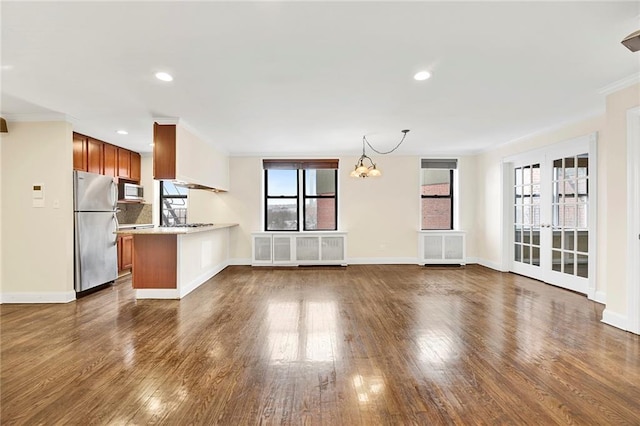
(350, 129, 410, 178)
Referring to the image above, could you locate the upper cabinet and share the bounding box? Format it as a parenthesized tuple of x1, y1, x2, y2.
(153, 123, 176, 179)
(73, 133, 87, 171)
(73, 132, 141, 183)
(130, 152, 141, 182)
(153, 122, 229, 191)
(117, 148, 131, 179)
(103, 143, 118, 178)
(87, 138, 103, 174)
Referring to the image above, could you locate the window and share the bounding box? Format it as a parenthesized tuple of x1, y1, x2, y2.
(304, 169, 337, 230)
(421, 159, 457, 230)
(160, 180, 188, 226)
(265, 169, 299, 231)
(264, 159, 338, 231)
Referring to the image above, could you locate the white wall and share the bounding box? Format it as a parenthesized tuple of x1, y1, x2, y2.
(139, 153, 157, 225)
(0, 129, 3, 294)
(201, 155, 478, 264)
(602, 83, 640, 322)
(190, 157, 261, 264)
(1, 121, 75, 302)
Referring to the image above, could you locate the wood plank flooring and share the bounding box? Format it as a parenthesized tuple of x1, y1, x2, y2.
(2, 265, 639, 425)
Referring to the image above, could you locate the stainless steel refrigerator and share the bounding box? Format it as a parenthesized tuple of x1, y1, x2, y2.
(73, 170, 119, 292)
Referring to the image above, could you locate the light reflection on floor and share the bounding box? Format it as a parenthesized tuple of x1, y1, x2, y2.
(266, 300, 339, 364)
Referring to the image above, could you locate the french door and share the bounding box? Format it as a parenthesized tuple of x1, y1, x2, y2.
(508, 135, 596, 295)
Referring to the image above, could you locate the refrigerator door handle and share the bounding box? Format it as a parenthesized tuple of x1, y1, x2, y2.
(113, 213, 119, 244)
(111, 180, 118, 209)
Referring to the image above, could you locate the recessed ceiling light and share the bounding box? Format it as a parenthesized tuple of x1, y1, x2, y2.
(116, 130, 128, 135)
(414, 71, 431, 81)
(155, 72, 173, 82)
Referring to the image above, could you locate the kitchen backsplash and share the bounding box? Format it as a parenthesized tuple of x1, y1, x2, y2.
(117, 203, 152, 224)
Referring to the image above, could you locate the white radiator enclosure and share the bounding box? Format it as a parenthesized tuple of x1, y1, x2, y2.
(252, 232, 347, 266)
(418, 231, 466, 265)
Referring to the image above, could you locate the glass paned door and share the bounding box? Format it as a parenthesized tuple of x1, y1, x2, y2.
(512, 159, 546, 281)
(513, 163, 542, 273)
(508, 135, 594, 295)
(548, 153, 590, 293)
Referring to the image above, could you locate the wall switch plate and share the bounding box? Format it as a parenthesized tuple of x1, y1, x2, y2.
(32, 183, 44, 208)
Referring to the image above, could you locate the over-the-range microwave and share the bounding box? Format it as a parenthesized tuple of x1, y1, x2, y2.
(118, 182, 144, 202)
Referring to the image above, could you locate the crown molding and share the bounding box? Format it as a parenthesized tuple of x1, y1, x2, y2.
(3, 112, 77, 124)
(477, 110, 603, 155)
(597, 73, 640, 96)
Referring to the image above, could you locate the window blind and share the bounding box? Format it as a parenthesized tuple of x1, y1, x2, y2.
(263, 159, 339, 170)
(421, 159, 458, 169)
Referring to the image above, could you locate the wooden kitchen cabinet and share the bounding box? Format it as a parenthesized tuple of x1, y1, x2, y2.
(130, 152, 141, 182)
(118, 234, 133, 271)
(73, 133, 88, 171)
(87, 138, 104, 174)
(73, 132, 141, 182)
(117, 148, 131, 179)
(153, 122, 176, 179)
(103, 143, 118, 177)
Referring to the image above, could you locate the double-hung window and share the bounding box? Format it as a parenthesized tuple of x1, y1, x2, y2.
(160, 180, 188, 226)
(264, 159, 338, 231)
(421, 159, 457, 230)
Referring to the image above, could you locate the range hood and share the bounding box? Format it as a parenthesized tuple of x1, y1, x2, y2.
(173, 180, 226, 193)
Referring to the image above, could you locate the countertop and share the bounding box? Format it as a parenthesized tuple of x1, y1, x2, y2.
(115, 223, 238, 235)
(118, 223, 154, 230)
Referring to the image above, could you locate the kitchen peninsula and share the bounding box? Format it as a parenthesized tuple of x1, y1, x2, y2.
(116, 223, 238, 299)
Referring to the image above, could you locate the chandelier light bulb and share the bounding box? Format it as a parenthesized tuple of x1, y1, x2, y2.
(355, 164, 369, 175)
(368, 166, 381, 177)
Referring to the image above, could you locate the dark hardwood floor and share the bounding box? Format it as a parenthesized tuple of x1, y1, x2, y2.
(1, 265, 639, 425)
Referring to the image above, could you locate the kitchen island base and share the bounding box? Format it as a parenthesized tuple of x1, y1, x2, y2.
(118, 224, 237, 299)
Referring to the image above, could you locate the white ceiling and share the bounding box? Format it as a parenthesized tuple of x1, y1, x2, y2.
(1, 1, 639, 156)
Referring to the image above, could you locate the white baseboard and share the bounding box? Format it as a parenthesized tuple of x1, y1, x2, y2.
(136, 261, 230, 300)
(593, 290, 606, 304)
(476, 258, 508, 272)
(601, 308, 628, 331)
(0, 291, 76, 304)
(228, 258, 251, 266)
(179, 261, 228, 298)
(347, 257, 418, 265)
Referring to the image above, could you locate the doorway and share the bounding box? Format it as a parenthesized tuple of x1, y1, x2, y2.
(505, 134, 597, 296)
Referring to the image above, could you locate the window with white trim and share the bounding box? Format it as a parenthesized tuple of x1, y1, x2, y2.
(421, 159, 457, 230)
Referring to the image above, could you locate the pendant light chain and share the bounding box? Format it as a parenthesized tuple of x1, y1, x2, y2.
(351, 130, 410, 178)
(363, 129, 410, 155)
